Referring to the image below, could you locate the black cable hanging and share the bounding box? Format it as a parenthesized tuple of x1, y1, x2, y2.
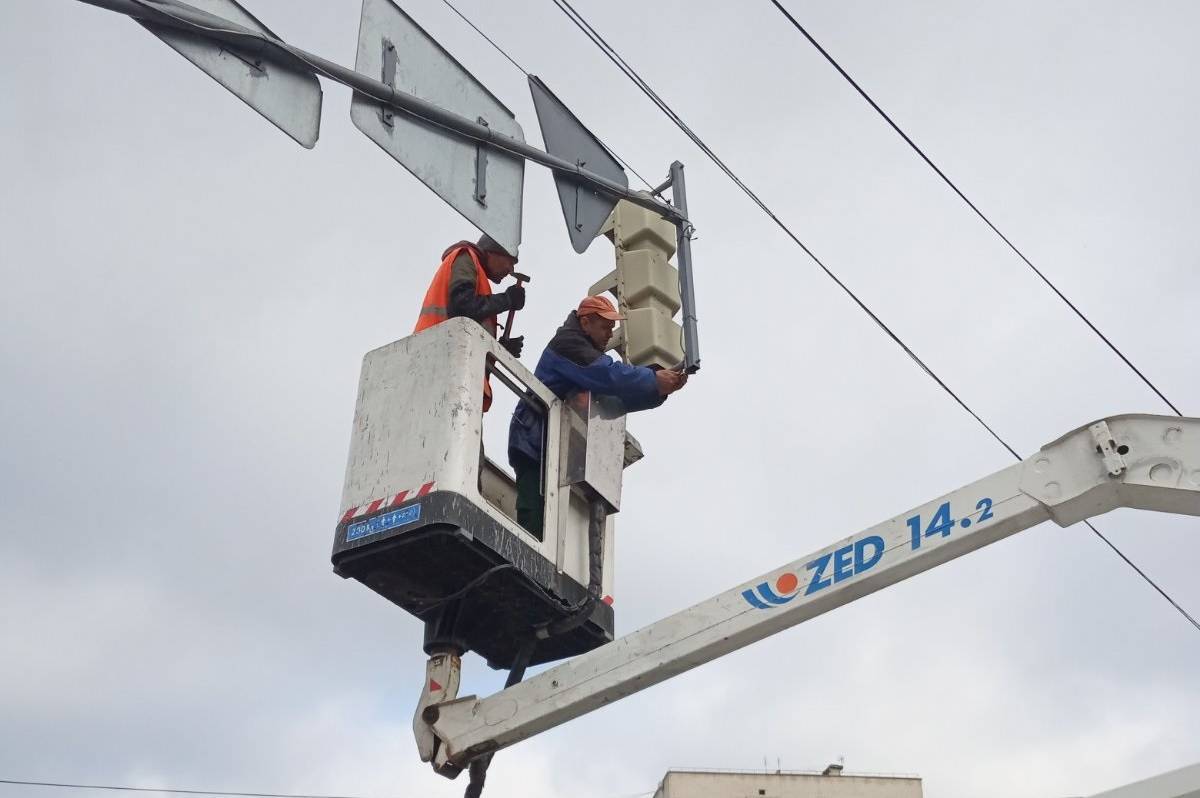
(0, 777, 656, 798)
(0, 779, 371, 798)
(548, 0, 1199, 634)
(767, 0, 1184, 418)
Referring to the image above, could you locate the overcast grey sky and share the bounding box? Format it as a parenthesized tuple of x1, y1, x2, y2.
(2, 2, 1198, 798)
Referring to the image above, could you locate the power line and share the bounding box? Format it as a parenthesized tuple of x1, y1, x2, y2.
(439, 0, 660, 196)
(1088, 522, 1200, 632)
(0, 778, 655, 798)
(0, 779, 375, 798)
(440, 0, 528, 74)
(550, 0, 1016, 453)
(549, 0, 1199, 634)
(767, 0, 1183, 418)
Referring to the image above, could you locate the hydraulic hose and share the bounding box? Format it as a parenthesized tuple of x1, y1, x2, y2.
(537, 497, 606, 639)
(464, 497, 606, 798)
(463, 639, 535, 798)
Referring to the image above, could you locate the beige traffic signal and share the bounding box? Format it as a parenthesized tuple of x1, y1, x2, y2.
(589, 199, 683, 368)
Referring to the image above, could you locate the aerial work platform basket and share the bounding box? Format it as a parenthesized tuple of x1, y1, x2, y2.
(332, 318, 639, 669)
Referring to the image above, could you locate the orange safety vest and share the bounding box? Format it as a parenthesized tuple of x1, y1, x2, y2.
(414, 243, 498, 410)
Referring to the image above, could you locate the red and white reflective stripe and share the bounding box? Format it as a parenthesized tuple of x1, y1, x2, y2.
(339, 480, 435, 524)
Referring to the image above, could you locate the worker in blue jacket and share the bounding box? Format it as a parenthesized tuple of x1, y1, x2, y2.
(508, 294, 687, 537)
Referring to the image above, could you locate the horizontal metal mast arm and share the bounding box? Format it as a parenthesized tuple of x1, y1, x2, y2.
(76, 0, 683, 222)
(426, 414, 1200, 768)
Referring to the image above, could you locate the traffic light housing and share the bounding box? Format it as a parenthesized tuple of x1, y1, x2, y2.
(589, 200, 683, 369)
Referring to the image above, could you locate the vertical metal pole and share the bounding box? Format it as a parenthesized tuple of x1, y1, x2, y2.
(670, 161, 701, 372)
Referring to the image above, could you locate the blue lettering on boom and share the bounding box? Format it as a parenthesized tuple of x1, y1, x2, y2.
(805, 535, 887, 596)
(805, 553, 833, 595)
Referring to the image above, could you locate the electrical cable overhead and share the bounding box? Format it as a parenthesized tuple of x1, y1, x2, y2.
(0, 778, 378, 798)
(440, 0, 528, 74)
(767, 0, 1183, 418)
(548, 0, 1199, 634)
(1088, 521, 1200, 632)
(0, 778, 657, 798)
(438, 0, 661, 196)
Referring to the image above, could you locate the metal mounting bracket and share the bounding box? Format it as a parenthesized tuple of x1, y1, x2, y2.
(474, 117, 489, 207)
(380, 38, 397, 128)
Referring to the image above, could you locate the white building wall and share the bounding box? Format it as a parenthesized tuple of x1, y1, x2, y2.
(654, 770, 923, 798)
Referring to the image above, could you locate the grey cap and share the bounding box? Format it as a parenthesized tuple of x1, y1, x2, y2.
(477, 233, 518, 259)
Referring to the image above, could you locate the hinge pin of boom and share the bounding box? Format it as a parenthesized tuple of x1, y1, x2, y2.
(413, 650, 462, 765)
(1089, 420, 1128, 476)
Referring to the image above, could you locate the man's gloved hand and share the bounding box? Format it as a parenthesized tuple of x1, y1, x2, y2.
(501, 335, 524, 358)
(505, 283, 526, 311)
(654, 368, 688, 396)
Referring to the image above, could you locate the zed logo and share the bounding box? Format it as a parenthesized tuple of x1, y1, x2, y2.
(741, 535, 886, 610)
(741, 572, 800, 609)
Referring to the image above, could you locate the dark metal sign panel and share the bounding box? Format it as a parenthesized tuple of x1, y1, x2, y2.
(528, 76, 627, 254)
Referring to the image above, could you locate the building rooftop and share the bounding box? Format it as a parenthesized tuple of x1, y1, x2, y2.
(653, 765, 923, 798)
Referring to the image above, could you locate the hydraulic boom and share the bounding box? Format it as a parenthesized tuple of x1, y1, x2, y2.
(421, 413, 1199, 774)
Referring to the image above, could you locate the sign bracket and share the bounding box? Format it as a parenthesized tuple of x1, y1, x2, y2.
(380, 38, 397, 127)
(474, 117, 489, 207)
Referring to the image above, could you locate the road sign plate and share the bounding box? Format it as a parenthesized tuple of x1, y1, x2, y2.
(139, 0, 322, 148)
(350, 0, 525, 256)
(528, 76, 627, 254)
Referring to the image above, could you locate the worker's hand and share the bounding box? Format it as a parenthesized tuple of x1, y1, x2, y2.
(501, 335, 524, 358)
(505, 283, 526, 311)
(655, 368, 687, 396)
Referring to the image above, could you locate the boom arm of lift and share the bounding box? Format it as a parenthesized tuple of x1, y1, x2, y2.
(420, 414, 1200, 774)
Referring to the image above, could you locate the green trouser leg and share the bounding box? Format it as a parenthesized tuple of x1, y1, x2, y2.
(513, 455, 544, 540)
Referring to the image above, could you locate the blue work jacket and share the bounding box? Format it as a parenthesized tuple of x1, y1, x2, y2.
(508, 313, 665, 467)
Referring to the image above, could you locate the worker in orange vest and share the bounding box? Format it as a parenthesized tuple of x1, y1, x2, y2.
(414, 234, 526, 410)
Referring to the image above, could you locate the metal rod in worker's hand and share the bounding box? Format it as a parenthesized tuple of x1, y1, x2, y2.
(501, 272, 530, 343)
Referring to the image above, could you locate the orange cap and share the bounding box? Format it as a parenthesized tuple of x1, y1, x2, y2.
(577, 295, 625, 321)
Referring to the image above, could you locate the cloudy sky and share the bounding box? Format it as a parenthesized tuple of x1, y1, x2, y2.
(3, 2, 1198, 798)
